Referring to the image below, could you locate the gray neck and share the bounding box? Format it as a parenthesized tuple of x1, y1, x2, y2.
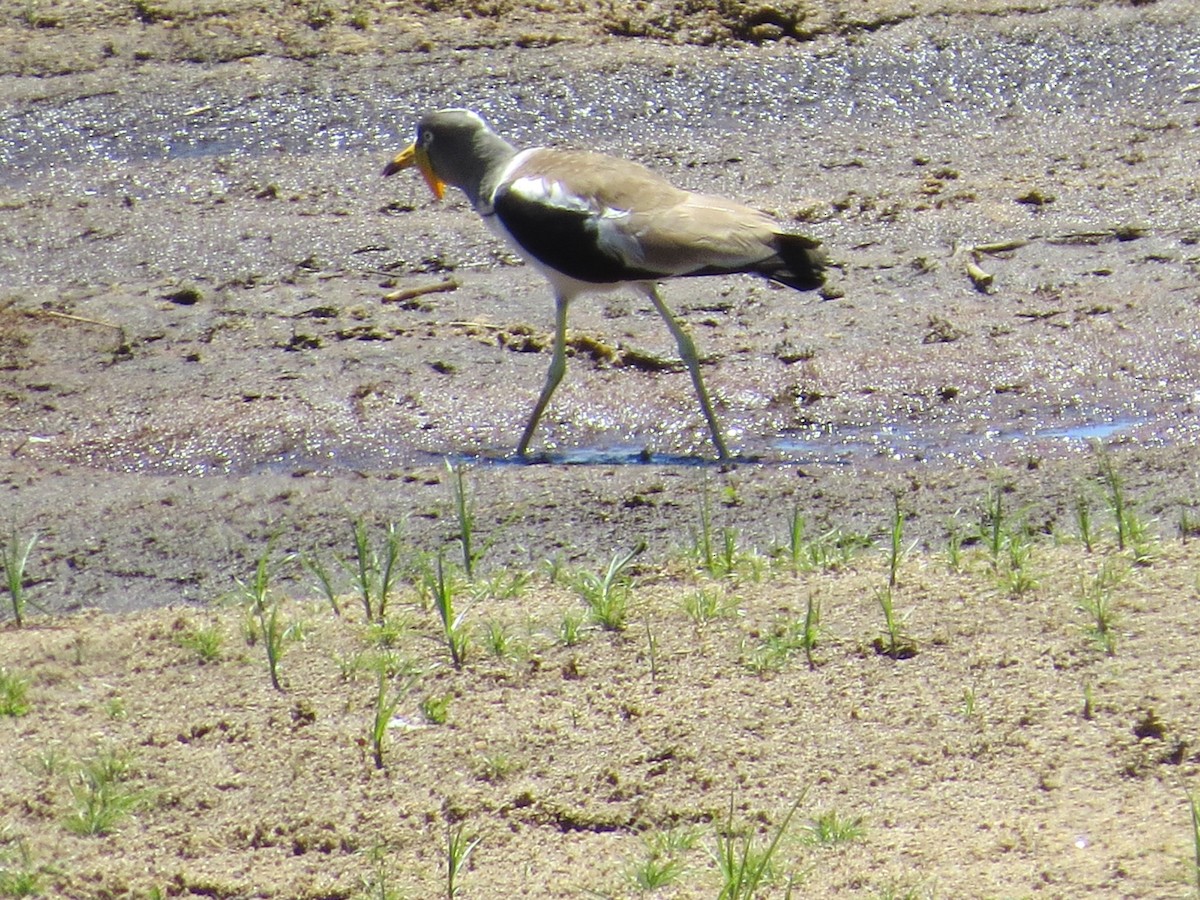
(453, 130, 519, 211)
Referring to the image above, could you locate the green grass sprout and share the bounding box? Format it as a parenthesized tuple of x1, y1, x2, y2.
(801, 809, 865, 846)
(426, 555, 469, 669)
(64, 749, 141, 837)
(445, 823, 480, 899)
(369, 669, 415, 770)
(2, 530, 39, 627)
(448, 461, 480, 579)
(874, 585, 915, 659)
(711, 791, 805, 900)
(575, 541, 645, 632)
(235, 542, 298, 692)
(0, 669, 30, 717)
(1078, 558, 1124, 655)
(302, 552, 342, 617)
(0, 833, 49, 897)
(176, 621, 224, 663)
(350, 519, 404, 622)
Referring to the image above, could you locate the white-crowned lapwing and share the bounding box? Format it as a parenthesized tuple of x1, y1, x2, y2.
(384, 108, 826, 459)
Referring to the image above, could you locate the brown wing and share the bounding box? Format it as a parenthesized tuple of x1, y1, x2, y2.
(493, 148, 823, 288)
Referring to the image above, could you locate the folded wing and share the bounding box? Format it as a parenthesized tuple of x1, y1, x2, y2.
(492, 149, 824, 290)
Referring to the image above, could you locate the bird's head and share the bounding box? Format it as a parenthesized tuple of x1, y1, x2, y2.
(382, 109, 508, 203)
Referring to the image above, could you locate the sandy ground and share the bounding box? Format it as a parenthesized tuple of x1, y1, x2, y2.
(2, 0, 1200, 896)
(2, 539, 1199, 898)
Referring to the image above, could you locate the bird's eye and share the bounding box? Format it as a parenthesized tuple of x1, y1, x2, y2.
(419, 129, 434, 148)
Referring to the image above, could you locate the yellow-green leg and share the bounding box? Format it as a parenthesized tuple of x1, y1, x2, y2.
(517, 293, 570, 457)
(643, 284, 730, 460)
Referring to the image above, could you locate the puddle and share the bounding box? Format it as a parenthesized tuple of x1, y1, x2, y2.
(1038, 420, 1142, 442)
(450, 448, 728, 467)
(445, 415, 1159, 470)
(81, 413, 1162, 475)
(774, 416, 1151, 465)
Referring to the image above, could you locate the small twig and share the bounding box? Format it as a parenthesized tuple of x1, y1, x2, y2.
(969, 239, 1028, 255)
(965, 260, 994, 292)
(1014, 308, 1064, 320)
(950, 240, 1000, 294)
(1044, 226, 1146, 246)
(28, 309, 122, 330)
(382, 278, 458, 303)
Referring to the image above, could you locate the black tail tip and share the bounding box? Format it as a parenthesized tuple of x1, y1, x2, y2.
(772, 235, 827, 292)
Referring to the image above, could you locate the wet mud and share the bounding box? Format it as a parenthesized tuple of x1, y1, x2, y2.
(2, 0, 1199, 611)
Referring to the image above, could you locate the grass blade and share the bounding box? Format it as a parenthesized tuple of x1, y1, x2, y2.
(2, 530, 39, 627)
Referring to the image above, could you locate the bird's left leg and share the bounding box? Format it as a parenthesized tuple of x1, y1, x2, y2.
(517, 292, 571, 457)
(642, 284, 731, 460)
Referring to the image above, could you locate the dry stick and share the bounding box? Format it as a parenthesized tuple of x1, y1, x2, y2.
(24, 309, 129, 356)
(951, 240, 1002, 293)
(959, 225, 1150, 290)
(382, 278, 459, 303)
(969, 239, 1029, 255)
(1044, 226, 1147, 245)
(965, 259, 994, 292)
(27, 309, 122, 330)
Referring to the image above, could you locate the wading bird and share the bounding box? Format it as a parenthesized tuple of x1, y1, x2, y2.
(383, 108, 826, 459)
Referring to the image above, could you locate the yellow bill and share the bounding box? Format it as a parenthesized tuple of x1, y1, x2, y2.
(382, 143, 445, 200)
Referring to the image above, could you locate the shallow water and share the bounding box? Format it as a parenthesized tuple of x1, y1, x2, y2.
(52, 411, 1168, 476)
(774, 414, 1153, 465)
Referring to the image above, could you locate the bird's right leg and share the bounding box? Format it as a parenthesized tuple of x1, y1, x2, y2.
(517, 293, 570, 457)
(644, 285, 731, 460)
